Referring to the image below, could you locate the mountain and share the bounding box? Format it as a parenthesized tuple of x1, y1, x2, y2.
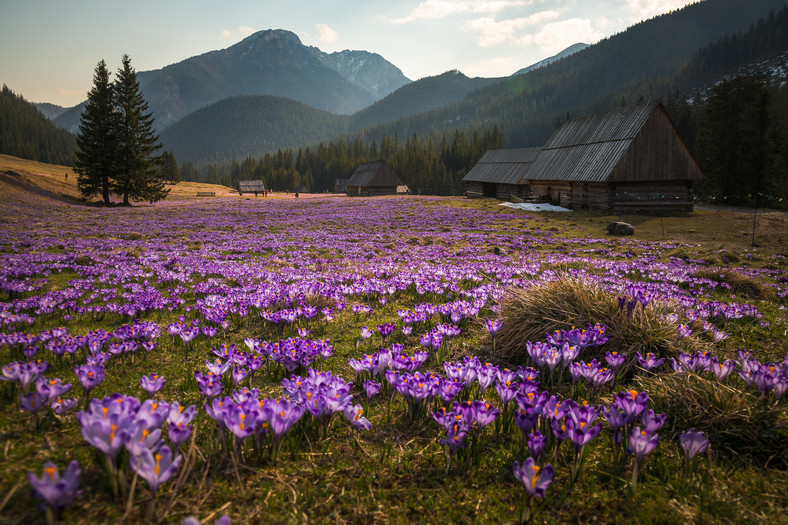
(512, 43, 589, 76)
(160, 95, 348, 164)
(349, 70, 503, 130)
(33, 102, 68, 121)
(54, 29, 410, 133)
(352, 0, 788, 149)
(0, 86, 76, 166)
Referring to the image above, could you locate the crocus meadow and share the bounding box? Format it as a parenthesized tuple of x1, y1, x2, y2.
(0, 190, 786, 523)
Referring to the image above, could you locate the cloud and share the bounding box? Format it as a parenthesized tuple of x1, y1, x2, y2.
(388, 0, 528, 24)
(315, 23, 338, 44)
(239, 26, 256, 37)
(220, 29, 233, 39)
(463, 10, 561, 47)
(530, 18, 605, 53)
(619, 0, 694, 22)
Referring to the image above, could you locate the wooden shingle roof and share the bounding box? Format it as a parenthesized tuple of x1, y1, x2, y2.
(347, 160, 403, 187)
(239, 180, 265, 192)
(522, 100, 703, 183)
(463, 148, 541, 184)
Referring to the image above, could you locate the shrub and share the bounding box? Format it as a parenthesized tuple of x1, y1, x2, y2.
(495, 276, 704, 375)
(692, 268, 772, 300)
(635, 372, 788, 467)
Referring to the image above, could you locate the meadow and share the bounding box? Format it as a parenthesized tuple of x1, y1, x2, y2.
(1, 157, 787, 524)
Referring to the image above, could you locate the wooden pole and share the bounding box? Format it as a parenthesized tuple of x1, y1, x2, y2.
(751, 192, 758, 248)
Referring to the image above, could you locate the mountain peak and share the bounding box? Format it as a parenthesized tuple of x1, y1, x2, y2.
(240, 29, 302, 46)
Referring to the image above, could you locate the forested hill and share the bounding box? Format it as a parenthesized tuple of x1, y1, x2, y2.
(160, 96, 349, 165)
(348, 70, 503, 130)
(353, 0, 788, 149)
(0, 86, 76, 166)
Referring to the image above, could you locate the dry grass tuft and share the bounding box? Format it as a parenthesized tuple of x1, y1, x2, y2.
(692, 267, 773, 300)
(495, 276, 701, 372)
(635, 372, 788, 467)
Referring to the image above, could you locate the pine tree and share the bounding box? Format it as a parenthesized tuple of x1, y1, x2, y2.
(160, 150, 180, 184)
(74, 60, 116, 204)
(113, 55, 167, 204)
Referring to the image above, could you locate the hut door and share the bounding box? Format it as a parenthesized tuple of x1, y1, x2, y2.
(482, 183, 496, 198)
(581, 183, 589, 209)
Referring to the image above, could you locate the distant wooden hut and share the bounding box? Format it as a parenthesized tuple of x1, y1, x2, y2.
(521, 100, 703, 211)
(346, 160, 404, 197)
(238, 180, 265, 195)
(333, 179, 349, 193)
(462, 148, 541, 199)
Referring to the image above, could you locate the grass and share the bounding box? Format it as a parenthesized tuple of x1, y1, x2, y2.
(0, 157, 787, 524)
(494, 276, 704, 372)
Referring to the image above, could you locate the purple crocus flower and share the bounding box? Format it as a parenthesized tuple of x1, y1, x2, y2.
(125, 420, 162, 458)
(74, 364, 104, 396)
(359, 326, 373, 340)
(640, 409, 666, 433)
(627, 427, 659, 465)
(613, 390, 650, 424)
(605, 351, 626, 370)
(710, 357, 735, 381)
(484, 318, 503, 337)
(27, 461, 81, 511)
(231, 366, 248, 386)
(344, 404, 372, 430)
(636, 352, 665, 371)
(526, 431, 546, 459)
(131, 445, 181, 495)
(50, 396, 79, 415)
(677, 324, 693, 339)
(513, 457, 554, 499)
(140, 373, 165, 395)
(267, 397, 306, 441)
(679, 428, 709, 460)
(36, 377, 72, 404)
(363, 379, 381, 399)
(377, 322, 395, 338)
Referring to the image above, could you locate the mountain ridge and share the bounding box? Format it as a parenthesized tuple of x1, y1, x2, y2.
(53, 29, 411, 132)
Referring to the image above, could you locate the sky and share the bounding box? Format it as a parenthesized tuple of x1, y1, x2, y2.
(0, 0, 697, 107)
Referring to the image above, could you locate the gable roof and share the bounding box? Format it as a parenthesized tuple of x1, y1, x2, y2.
(347, 160, 403, 187)
(523, 99, 701, 183)
(463, 148, 541, 184)
(239, 180, 265, 192)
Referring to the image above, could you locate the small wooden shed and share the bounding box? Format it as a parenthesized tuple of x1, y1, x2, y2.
(346, 160, 404, 197)
(521, 100, 703, 211)
(238, 180, 265, 195)
(462, 148, 541, 200)
(333, 179, 349, 193)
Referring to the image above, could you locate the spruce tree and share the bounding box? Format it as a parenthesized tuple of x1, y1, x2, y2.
(74, 60, 116, 204)
(113, 54, 167, 204)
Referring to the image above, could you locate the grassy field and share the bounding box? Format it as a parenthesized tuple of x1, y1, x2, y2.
(1, 155, 787, 524)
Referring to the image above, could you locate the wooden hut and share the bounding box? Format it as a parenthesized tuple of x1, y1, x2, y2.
(238, 180, 265, 195)
(346, 160, 404, 197)
(463, 148, 541, 199)
(521, 100, 703, 211)
(333, 178, 349, 193)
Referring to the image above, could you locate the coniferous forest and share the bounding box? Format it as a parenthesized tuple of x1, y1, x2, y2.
(0, 86, 76, 166)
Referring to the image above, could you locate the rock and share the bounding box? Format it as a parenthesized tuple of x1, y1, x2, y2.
(492, 246, 507, 256)
(606, 222, 635, 235)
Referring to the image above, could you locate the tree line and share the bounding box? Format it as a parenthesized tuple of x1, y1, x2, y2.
(664, 76, 788, 207)
(184, 127, 504, 195)
(0, 85, 77, 166)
